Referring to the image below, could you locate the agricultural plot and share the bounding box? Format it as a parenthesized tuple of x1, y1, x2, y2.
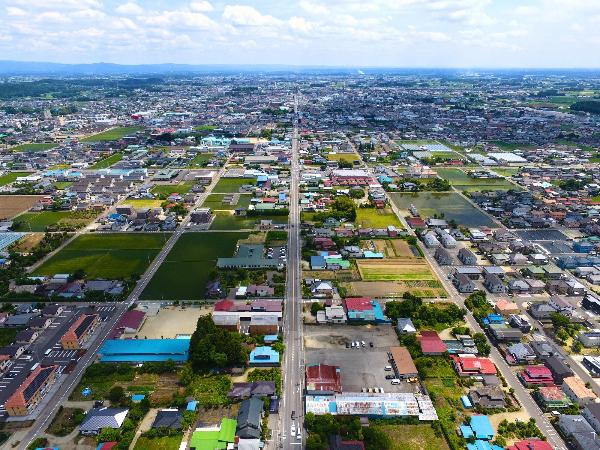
(81, 126, 142, 142)
(91, 152, 123, 169)
(356, 260, 436, 281)
(34, 233, 169, 279)
(189, 153, 215, 167)
(377, 424, 450, 450)
(203, 193, 252, 211)
(372, 239, 418, 258)
(355, 207, 403, 229)
(326, 152, 360, 163)
(213, 177, 255, 193)
(120, 198, 163, 208)
(0, 195, 44, 219)
(134, 435, 182, 450)
(151, 182, 195, 197)
(210, 211, 287, 230)
(389, 192, 496, 228)
(436, 168, 517, 192)
(0, 171, 33, 186)
(12, 210, 97, 232)
(343, 281, 446, 299)
(11, 143, 56, 152)
(141, 232, 250, 300)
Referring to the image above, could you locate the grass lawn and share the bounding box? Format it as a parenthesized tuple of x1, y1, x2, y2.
(593, 195, 600, 202)
(12, 210, 98, 232)
(151, 182, 195, 197)
(0, 328, 19, 346)
(213, 177, 255, 193)
(326, 152, 360, 163)
(141, 232, 249, 300)
(493, 168, 520, 177)
(91, 153, 123, 169)
(34, 233, 169, 279)
(377, 424, 449, 450)
(210, 211, 287, 230)
(82, 126, 142, 142)
(120, 198, 164, 208)
(134, 435, 183, 450)
(357, 260, 436, 281)
(53, 182, 73, 190)
(489, 141, 535, 151)
(436, 168, 516, 191)
(189, 153, 215, 167)
(202, 194, 252, 211)
(11, 143, 56, 152)
(0, 172, 32, 186)
(355, 207, 403, 229)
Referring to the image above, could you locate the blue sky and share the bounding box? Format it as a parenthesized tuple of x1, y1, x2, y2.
(1, 0, 599, 67)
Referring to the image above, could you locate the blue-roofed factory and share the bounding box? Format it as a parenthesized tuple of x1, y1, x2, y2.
(98, 338, 190, 363)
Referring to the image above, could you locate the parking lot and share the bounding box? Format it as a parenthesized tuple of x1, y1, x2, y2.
(304, 324, 418, 393)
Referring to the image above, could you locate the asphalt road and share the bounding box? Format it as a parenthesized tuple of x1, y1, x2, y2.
(367, 164, 569, 450)
(19, 163, 229, 450)
(279, 95, 304, 449)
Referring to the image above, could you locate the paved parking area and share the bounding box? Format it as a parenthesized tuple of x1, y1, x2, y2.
(304, 325, 417, 393)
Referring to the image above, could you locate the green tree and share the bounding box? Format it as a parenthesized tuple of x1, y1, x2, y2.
(97, 427, 121, 443)
(306, 434, 327, 450)
(188, 316, 248, 371)
(108, 386, 125, 405)
(363, 427, 392, 450)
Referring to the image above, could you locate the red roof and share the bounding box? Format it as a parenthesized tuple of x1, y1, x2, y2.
(507, 439, 553, 450)
(419, 331, 447, 354)
(344, 298, 373, 312)
(306, 364, 342, 393)
(110, 310, 146, 338)
(214, 299, 235, 311)
(451, 356, 497, 375)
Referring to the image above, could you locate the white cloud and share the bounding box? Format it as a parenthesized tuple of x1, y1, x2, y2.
(116, 2, 144, 16)
(35, 11, 70, 23)
(6, 6, 26, 16)
(190, 1, 214, 13)
(223, 5, 282, 27)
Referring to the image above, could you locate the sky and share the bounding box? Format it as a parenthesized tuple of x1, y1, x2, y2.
(1, 0, 599, 68)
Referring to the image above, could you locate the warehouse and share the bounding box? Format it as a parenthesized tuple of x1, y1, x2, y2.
(98, 338, 190, 362)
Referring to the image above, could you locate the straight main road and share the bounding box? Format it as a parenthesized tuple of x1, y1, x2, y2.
(279, 95, 304, 449)
(361, 161, 568, 450)
(19, 162, 229, 450)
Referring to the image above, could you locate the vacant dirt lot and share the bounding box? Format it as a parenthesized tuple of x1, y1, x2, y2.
(0, 195, 43, 219)
(130, 306, 211, 339)
(343, 281, 446, 299)
(373, 239, 416, 258)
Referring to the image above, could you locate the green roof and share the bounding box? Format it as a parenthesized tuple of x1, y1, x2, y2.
(189, 418, 237, 450)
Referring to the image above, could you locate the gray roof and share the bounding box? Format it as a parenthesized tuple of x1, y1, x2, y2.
(236, 397, 263, 439)
(558, 415, 595, 437)
(152, 409, 182, 429)
(80, 407, 129, 433)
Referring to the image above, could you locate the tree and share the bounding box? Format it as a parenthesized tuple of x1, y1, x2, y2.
(306, 434, 327, 450)
(188, 316, 248, 371)
(97, 427, 121, 443)
(108, 386, 125, 405)
(311, 302, 325, 316)
(349, 188, 365, 199)
(363, 427, 391, 450)
(473, 333, 491, 356)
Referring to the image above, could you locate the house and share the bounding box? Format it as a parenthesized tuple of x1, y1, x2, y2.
(508, 279, 530, 294)
(236, 397, 263, 439)
(434, 247, 453, 266)
(484, 274, 505, 294)
(507, 439, 553, 450)
(109, 310, 146, 338)
(419, 331, 447, 355)
(248, 315, 279, 336)
(390, 346, 418, 380)
(557, 415, 600, 450)
(5, 365, 58, 416)
(519, 365, 554, 387)
(454, 266, 482, 280)
(228, 381, 276, 400)
(396, 318, 416, 334)
(529, 302, 557, 322)
(60, 313, 99, 349)
(189, 418, 237, 450)
(509, 315, 532, 333)
(583, 404, 600, 435)
(579, 330, 600, 348)
(460, 415, 495, 440)
(249, 346, 280, 366)
(507, 343, 536, 364)
(152, 409, 182, 430)
(562, 376, 598, 406)
(495, 299, 519, 316)
(422, 232, 440, 248)
(451, 356, 497, 377)
(317, 305, 347, 324)
(42, 304, 64, 317)
(310, 280, 335, 298)
(543, 356, 573, 384)
(549, 296, 574, 315)
(488, 324, 523, 343)
(535, 386, 572, 410)
(453, 273, 475, 293)
(468, 385, 506, 409)
(306, 364, 342, 394)
(458, 248, 477, 265)
(343, 298, 389, 323)
(15, 329, 39, 344)
(80, 407, 129, 435)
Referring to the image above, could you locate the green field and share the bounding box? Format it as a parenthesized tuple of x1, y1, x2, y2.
(355, 207, 403, 229)
(377, 424, 449, 450)
(202, 194, 252, 211)
(326, 152, 360, 163)
(91, 153, 123, 169)
(0, 328, 19, 347)
(189, 153, 215, 167)
(436, 168, 517, 192)
(54, 182, 74, 190)
(134, 435, 182, 450)
(141, 232, 249, 300)
(210, 211, 287, 230)
(151, 182, 195, 197)
(120, 199, 164, 208)
(11, 143, 57, 152)
(34, 233, 169, 279)
(357, 261, 437, 281)
(0, 172, 32, 186)
(12, 210, 97, 232)
(213, 177, 255, 193)
(82, 126, 142, 142)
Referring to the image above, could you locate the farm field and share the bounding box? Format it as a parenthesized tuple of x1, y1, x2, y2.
(151, 182, 195, 197)
(91, 152, 123, 169)
(12, 210, 97, 232)
(11, 143, 56, 152)
(0, 171, 33, 186)
(372, 239, 419, 258)
(189, 153, 215, 167)
(53, 182, 73, 190)
(377, 424, 450, 450)
(34, 233, 169, 279)
(326, 152, 360, 163)
(0, 195, 44, 219)
(134, 435, 182, 450)
(389, 192, 496, 227)
(355, 207, 403, 229)
(81, 126, 142, 142)
(343, 280, 446, 299)
(356, 259, 436, 281)
(436, 168, 517, 191)
(120, 198, 163, 208)
(210, 211, 287, 230)
(213, 177, 255, 193)
(202, 193, 252, 210)
(141, 232, 250, 300)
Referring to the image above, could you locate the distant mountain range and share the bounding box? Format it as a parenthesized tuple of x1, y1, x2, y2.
(0, 60, 599, 76)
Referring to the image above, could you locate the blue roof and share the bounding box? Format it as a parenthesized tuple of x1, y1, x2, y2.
(250, 346, 280, 364)
(311, 255, 326, 268)
(469, 415, 495, 439)
(187, 400, 198, 411)
(460, 425, 474, 439)
(131, 394, 145, 402)
(467, 441, 504, 450)
(461, 395, 473, 408)
(257, 175, 268, 182)
(99, 338, 190, 362)
(264, 335, 279, 342)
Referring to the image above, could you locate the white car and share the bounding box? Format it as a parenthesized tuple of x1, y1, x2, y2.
(291, 424, 296, 435)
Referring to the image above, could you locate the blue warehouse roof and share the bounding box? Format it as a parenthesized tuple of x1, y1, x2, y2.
(99, 338, 190, 362)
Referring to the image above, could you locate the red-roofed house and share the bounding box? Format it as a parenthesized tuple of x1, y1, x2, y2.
(419, 331, 447, 355)
(406, 217, 427, 229)
(110, 310, 146, 338)
(507, 439, 553, 450)
(61, 314, 99, 350)
(5, 365, 58, 416)
(519, 365, 554, 387)
(451, 356, 497, 377)
(306, 363, 342, 394)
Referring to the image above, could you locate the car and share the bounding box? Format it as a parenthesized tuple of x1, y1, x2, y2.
(291, 424, 296, 435)
(356, 341, 361, 348)
(351, 342, 355, 348)
(380, 388, 385, 394)
(345, 342, 350, 348)
(297, 432, 302, 440)
(391, 379, 401, 385)
(361, 387, 366, 392)
(385, 375, 394, 380)
(384, 366, 392, 371)
(291, 411, 296, 420)
(361, 340, 366, 347)
(369, 342, 374, 348)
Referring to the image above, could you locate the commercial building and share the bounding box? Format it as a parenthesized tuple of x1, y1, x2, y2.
(306, 364, 342, 394)
(60, 313, 99, 349)
(5, 365, 58, 416)
(389, 346, 418, 380)
(562, 376, 598, 406)
(343, 298, 389, 323)
(99, 338, 190, 362)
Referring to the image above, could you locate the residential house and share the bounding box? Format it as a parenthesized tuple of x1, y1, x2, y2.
(236, 397, 263, 439)
(562, 376, 598, 406)
(5, 365, 58, 416)
(453, 273, 475, 293)
(468, 385, 506, 409)
(80, 407, 129, 435)
(458, 248, 477, 265)
(434, 247, 454, 266)
(484, 274, 505, 294)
